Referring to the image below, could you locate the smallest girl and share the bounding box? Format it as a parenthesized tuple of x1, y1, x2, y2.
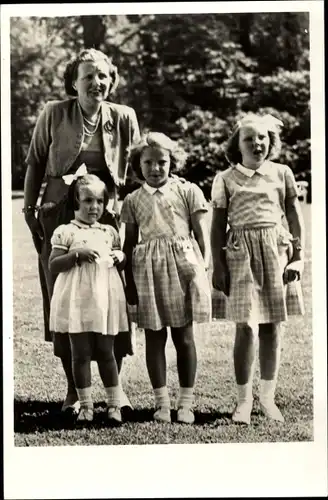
(211, 114, 305, 425)
(49, 170, 128, 424)
(121, 132, 212, 424)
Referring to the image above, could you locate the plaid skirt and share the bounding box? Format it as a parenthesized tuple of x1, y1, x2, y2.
(212, 225, 304, 323)
(131, 236, 212, 330)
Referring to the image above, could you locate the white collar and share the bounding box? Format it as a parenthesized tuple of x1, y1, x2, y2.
(143, 182, 170, 195)
(71, 219, 101, 229)
(235, 161, 270, 177)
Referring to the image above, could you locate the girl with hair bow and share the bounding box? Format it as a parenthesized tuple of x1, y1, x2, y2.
(49, 171, 129, 424)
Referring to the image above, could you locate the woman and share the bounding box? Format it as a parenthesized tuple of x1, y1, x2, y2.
(23, 48, 140, 415)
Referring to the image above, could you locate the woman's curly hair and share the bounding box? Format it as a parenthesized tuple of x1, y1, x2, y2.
(64, 48, 119, 97)
(67, 174, 109, 211)
(225, 114, 282, 165)
(128, 132, 188, 181)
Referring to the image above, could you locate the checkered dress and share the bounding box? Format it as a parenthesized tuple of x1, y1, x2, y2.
(120, 180, 212, 330)
(211, 162, 304, 323)
(49, 220, 129, 335)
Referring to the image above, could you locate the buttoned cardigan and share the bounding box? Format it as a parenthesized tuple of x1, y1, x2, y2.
(25, 98, 140, 186)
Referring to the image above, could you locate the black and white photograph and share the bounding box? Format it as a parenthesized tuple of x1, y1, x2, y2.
(2, 1, 327, 498)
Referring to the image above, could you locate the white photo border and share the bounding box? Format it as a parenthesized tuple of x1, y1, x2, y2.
(2, 2, 327, 498)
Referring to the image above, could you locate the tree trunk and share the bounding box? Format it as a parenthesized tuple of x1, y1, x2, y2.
(80, 16, 106, 49)
(238, 13, 254, 56)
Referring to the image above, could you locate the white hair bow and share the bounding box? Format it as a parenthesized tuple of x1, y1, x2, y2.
(237, 114, 283, 131)
(62, 163, 88, 185)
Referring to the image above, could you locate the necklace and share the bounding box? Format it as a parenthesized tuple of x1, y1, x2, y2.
(83, 113, 101, 137)
(78, 101, 101, 137)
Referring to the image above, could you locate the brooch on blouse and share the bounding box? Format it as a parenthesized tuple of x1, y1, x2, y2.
(103, 120, 114, 138)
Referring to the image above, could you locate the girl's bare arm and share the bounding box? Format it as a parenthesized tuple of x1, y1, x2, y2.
(211, 207, 228, 268)
(285, 196, 305, 263)
(191, 211, 211, 269)
(122, 222, 139, 304)
(210, 207, 230, 295)
(49, 247, 99, 274)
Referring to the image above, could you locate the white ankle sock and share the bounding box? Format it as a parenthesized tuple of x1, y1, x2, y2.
(177, 387, 194, 409)
(76, 387, 93, 408)
(154, 386, 170, 409)
(259, 379, 276, 403)
(105, 386, 121, 408)
(236, 383, 253, 404)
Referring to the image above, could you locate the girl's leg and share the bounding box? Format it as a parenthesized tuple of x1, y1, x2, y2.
(232, 322, 258, 424)
(68, 333, 93, 422)
(171, 322, 197, 424)
(145, 328, 171, 422)
(95, 334, 121, 423)
(258, 322, 284, 422)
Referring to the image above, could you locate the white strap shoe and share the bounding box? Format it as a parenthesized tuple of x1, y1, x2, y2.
(107, 406, 122, 424)
(153, 407, 171, 423)
(232, 401, 253, 425)
(177, 407, 195, 424)
(260, 400, 284, 422)
(77, 407, 94, 422)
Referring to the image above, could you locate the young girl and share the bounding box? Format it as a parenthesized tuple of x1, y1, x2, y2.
(211, 114, 305, 425)
(121, 132, 212, 424)
(49, 172, 129, 424)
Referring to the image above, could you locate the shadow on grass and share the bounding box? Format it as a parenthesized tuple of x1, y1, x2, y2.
(14, 399, 233, 434)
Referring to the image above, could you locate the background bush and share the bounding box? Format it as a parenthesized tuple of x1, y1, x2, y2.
(10, 13, 310, 199)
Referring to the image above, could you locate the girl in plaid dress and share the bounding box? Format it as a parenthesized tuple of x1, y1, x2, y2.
(49, 172, 129, 424)
(121, 132, 211, 424)
(211, 114, 305, 425)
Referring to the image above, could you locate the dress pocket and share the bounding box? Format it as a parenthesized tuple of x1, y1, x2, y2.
(225, 232, 247, 261)
(178, 240, 199, 266)
(276, 226, 293, 261)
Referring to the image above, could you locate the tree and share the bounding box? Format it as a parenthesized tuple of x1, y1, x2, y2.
(10, 13, 310, 193)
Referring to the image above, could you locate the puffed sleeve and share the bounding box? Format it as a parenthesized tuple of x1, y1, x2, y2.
(186, 182, 208, 214)
(120, 193, 136, 224)
(50, 224, 74, 251)
(25, 102, 53, 169)
(284, 165, 299, 198)
(211, 172, 228, 208)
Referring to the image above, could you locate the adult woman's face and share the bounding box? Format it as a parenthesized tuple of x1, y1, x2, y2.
(74, 60, 111, 110)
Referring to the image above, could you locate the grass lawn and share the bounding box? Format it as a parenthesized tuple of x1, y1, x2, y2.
(12, 198, 313, 446)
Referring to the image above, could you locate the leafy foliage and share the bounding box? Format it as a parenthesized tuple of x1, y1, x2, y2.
(10, 13, 310, 194)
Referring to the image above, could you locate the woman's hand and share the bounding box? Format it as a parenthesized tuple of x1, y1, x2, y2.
(212, 261, 230, 296)
(109, 250, 125, 266)
(24, 212, 44, 254)
(74, 247, 100, 264)
(283, 259, 304, 284)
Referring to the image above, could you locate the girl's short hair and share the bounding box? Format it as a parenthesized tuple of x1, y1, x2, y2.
(225, 114, 282, 165)
(67, 174, 109, 211)
(64, 48, 119, 97)
(128, 132, 187, 181)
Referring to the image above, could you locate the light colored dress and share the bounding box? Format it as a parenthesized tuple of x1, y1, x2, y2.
(49, 219, 129, 335)
(120, 179, 212, 330)
(211, 161, 304, 324)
